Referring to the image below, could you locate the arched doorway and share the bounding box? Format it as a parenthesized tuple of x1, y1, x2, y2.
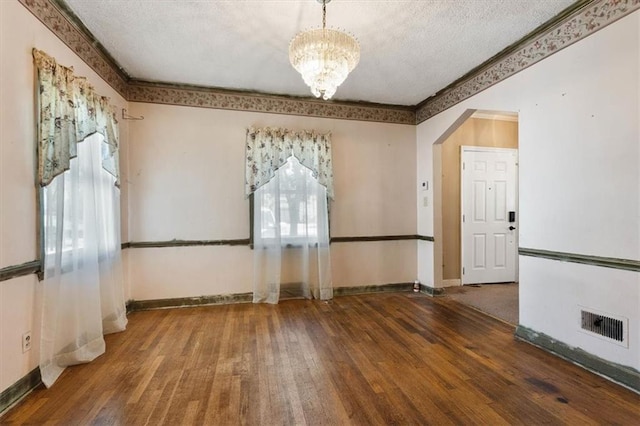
(433, 109, 519, 324)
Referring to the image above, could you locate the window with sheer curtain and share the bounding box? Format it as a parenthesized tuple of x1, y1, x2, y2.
(246, 127, 334, 304)
(34, 49, 127, 388)
(253, 156, 324, 245)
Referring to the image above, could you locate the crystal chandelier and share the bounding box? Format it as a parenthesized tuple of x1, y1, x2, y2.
(289, 0, 360, 100)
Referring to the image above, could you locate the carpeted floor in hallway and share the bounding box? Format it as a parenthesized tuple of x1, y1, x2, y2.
(445, 282, 519, 325)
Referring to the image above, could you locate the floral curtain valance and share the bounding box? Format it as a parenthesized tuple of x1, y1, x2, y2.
(245, 127, 334, 199)
(33, 49, 120, 187)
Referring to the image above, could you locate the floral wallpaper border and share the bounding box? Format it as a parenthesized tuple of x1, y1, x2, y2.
(128, 82, 416, 124)
(416, 0, 640, 123)
(18, 0, 415, 125)
(20, 0, 640, 125)
(20, 0, 129, 98)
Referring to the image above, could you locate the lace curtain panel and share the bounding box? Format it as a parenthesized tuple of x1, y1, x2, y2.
(246, 127, 334, 304)
(33, 49, 120, 187)
(35, 50, 127, 387)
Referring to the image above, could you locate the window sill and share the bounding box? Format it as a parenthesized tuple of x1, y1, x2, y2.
(251, 241, 321, 250)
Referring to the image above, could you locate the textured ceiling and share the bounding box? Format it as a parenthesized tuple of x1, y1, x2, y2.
(62, 0, 576, 106)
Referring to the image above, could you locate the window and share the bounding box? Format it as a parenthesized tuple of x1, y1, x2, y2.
(38, 132, 127, 387)
(251, 156, 328, 247)
(41, 134, 120, 274)
(245, 127, 334, 303)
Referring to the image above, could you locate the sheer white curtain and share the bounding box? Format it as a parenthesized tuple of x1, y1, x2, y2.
(253, 156, 332, 303)
(40, 133, 127, 387)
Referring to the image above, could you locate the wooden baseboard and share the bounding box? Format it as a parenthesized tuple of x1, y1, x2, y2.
(0, 368, 42, 416)
(128, 283, 419, 311)
(419, 284, 445, 297)
(128, 293, 254, 311)
(515, 325, 640, 393)
(333, 283, 413, 296)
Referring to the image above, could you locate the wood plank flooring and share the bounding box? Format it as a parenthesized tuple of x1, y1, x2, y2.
(2, 292, 639, 425)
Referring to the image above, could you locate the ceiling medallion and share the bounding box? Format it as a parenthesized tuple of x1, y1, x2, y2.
(289, 0, 360, 100)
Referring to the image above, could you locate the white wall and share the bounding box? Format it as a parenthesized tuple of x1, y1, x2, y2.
(0, 1, 129, 394)
(416, 12, 640, 370)
(127, 103, 417, 300)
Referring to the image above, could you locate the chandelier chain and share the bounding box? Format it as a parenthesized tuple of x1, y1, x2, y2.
(322, 0, 326, 30)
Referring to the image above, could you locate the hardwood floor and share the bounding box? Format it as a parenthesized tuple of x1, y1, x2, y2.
(3, 292, 639, 425)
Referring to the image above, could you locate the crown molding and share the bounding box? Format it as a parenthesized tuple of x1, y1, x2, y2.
(415, 0, 640, 123)
(20, 0, 640, 126)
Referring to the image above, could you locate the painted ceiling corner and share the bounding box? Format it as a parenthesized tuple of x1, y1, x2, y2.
(19, 0, 129, 97)
(415, 0, 640, 123)
(18, 0, 640, 125)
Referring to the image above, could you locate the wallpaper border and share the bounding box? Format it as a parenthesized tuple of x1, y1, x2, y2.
(19, 0, 640, 125)
(19, 0, 129, 98)
(18, 0, 414, 125)
(127, 81, 416, 125)
(415, 0, 640, 123)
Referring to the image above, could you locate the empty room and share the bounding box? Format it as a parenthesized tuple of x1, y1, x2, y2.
(1, 0, 639, 424)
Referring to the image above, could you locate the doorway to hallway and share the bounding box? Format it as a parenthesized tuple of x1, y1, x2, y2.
(433, 109, 520, 325)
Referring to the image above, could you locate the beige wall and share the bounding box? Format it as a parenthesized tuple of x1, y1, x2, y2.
(0, 0, 416, 394)
(126, 102, 417, 299)
(0, 1, 129, 394)
(440, 117, 518, 281)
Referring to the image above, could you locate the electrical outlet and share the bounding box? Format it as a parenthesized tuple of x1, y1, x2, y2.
(22, 331, 32, 353)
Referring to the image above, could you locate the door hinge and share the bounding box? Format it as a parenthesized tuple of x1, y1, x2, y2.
(463, 214, 465, 222)
(463, 162, 465, 170)
(463, 267, 465, 275)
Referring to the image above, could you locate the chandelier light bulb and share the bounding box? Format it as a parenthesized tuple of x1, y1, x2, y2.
(289, 0, 360, 100)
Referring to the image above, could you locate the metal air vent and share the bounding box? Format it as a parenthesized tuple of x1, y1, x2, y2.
(580, 308, 628, 347)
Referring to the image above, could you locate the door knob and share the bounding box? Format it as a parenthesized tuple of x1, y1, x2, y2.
(509, 226, 516, 231)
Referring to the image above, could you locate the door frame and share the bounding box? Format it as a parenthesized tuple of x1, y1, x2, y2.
(460, 146, 519, 284)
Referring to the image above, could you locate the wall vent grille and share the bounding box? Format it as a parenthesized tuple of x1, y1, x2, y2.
(580, 309, 625, 343)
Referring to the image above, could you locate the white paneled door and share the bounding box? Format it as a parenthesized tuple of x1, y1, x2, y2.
(461, 147, 518, 284)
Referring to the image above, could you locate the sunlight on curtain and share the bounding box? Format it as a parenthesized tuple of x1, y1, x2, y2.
(40, 134, 127, 387)
(247, 127, 333, 304)
(34, 48, 127, 387)
(253, 157, 332, 303)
